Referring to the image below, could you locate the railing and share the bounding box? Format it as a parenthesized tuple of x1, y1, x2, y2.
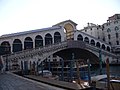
(2, 41, 68, 61)
(86, 44, 116, 57)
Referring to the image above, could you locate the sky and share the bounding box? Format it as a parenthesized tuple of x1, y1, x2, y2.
(0, 0, 120, 36)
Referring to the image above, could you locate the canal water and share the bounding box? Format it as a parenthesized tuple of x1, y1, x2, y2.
(91, 65, 120, 77)
(79, 65, 120, 80)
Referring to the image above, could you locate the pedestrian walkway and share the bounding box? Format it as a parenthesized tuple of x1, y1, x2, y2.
(0, 72, 65, 90)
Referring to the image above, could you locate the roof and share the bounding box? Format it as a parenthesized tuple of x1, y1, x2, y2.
(53, 20, 78, 27)
(0, 26, 61, 38)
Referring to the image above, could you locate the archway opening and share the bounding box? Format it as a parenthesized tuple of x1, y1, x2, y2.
(45, 33, 53, 45)
(35, 35, 43, 48)
(13, 39, 22, 52)
(0, 41, 11, 55)
(24, 37, 33, 50)
(54, 32, 61, 43)
(77, 34, 83, 41)
(64, 23, 74, 40)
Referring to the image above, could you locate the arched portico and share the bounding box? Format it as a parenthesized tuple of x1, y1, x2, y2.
(54, 32, 61, 43)
(13, 39, 22, 52)
(1, 41, 11, 54)
(24, 37, 33, 50)
(45, 33, 53, 45)
(35, 35, 43, 48)
(64, 23, 74, 40)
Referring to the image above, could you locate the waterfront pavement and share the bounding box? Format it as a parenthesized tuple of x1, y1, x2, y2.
(0, 72, 65, 90)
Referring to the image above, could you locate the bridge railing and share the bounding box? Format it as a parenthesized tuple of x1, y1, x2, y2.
(86, 44, 116, 57)
(2, 41, 68, 61)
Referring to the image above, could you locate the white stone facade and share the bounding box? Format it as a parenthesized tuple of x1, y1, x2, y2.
(81, 14, 120, 53)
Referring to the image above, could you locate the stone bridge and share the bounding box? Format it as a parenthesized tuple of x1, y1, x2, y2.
(1, 40, 116, 71)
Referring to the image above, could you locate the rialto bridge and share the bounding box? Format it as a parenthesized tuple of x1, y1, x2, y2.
(0, 20, 118, 71)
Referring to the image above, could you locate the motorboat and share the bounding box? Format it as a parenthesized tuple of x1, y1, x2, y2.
(91, 74, 120, 90)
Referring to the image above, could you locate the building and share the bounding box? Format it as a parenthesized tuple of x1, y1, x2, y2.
(81, 14, 120, 54)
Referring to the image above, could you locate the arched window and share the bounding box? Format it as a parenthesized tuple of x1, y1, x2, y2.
(116, 33, 119, 38)
(1, 41, 11, 55)
(107, 46, 110, 52)
(77, 34, 83, 41)
(54, 32, 61, 43)
(107, 28, 111, 33)
(109, 42, 111, 45)
(116, 41, 119, 45)
(45, 33, 52, 45)
(13, 39, 22, 52)
(84, 37, 89, 43)
(108, 34, 111, 39)
(96, 42, 101, 48)
(24, 37, 33, 50)
(115, 26, 119, 31)
(90, 39, 95, 46)
(102, 44, 106, 50)
(103, 37, 105, 41)
(35, 35, 43, 48)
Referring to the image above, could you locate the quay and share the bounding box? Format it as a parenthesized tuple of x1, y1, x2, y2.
(0, 72, 65, 90)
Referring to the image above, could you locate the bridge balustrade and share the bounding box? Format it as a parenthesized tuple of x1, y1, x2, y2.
(86, 44, 116, 57)
(2, 41, 68, 62)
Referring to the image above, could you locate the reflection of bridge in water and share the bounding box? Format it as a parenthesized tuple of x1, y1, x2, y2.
(0, 20, 118, 78)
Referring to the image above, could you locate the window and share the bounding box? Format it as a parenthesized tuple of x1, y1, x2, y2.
(109, 42, 111, 45)
(98, 36, 100, 39)
(103, 37, 105, 41)
(116, 41, 119, 45)
(108, 34, 111, 39)
(85, 30, 87, 32)
(116, 33, 119, 38)
(107, 28, 111, 33)
(115, 26, 119, 31)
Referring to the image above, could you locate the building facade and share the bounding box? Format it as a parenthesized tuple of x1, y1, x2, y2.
(81, 14, 120, 54)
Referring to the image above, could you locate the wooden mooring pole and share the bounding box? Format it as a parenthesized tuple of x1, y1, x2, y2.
(106, 58, 110, 90)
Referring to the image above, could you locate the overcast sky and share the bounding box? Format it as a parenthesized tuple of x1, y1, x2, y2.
(0, 0, 120, 36)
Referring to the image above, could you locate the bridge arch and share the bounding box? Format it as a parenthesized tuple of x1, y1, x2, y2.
(13, 39, 22, 52)
(54, 48, 99, 64)
(54, 32, 61, 43)
(24, 37, 33, 50)
(45, 33, 53, 45)
(35, 35, 43, 48)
